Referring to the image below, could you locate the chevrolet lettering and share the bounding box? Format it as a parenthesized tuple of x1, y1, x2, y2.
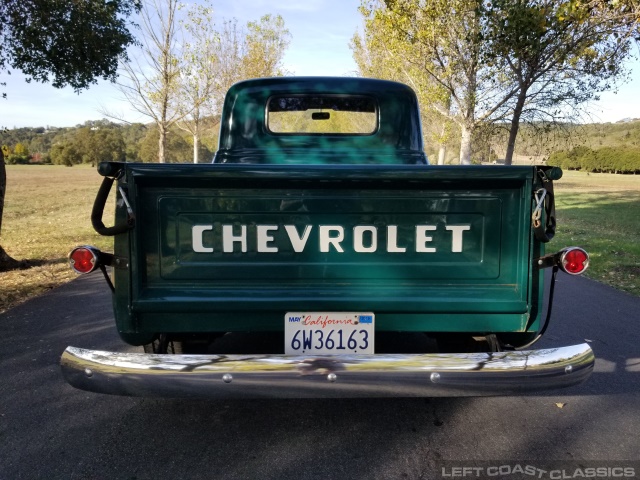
(191, 224, 471, 254)
(62, 77, 594, 398)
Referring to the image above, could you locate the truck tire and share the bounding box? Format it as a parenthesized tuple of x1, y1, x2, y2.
(142, 334, 184, 354)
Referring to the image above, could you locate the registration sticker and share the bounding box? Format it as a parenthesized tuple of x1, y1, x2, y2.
(285, 312, 375, 355)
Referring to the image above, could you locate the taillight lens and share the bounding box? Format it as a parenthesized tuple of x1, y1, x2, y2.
(69, 246, 100, 274)
(559, 247, 589, 275)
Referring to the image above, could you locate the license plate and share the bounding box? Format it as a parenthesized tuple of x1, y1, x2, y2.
(285, 312, 375, 355)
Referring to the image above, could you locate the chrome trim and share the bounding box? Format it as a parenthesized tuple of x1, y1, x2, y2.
(60, 344, 594, 398)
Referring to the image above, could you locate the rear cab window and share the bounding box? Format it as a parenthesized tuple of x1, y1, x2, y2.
(267, 95, 378, 135)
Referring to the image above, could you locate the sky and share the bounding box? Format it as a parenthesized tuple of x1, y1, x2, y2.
(1, 0, 639, 128)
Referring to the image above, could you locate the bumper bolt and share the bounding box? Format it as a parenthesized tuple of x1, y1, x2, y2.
(565, 365, 573, 374)
(222, 374, 233, 384)
(327, 373, 337, 383)
(430, 372, 441, 383)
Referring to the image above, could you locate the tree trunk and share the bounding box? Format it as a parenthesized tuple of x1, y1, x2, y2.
(459, 125, 472, 165)
(0, 147, 6, 236)
(437, 121, 448, 165)
(193, 134, 199, 164)
(0, 149, 23, 272)
(158, 127, 167, 164)
(504, 89, 527, 166)
(437, 146, 446, 165)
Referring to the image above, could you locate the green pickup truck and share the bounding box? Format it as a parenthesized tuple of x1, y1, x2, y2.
(61, 77, 594, 398)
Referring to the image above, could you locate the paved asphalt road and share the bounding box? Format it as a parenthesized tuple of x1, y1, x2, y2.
(1, 272, 639, 480)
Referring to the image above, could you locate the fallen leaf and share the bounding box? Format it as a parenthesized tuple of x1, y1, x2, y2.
(555, 403, 567, 409)
(584, 339, 593, 343)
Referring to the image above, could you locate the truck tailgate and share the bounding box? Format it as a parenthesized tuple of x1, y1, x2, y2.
(121, 164, 539, 334)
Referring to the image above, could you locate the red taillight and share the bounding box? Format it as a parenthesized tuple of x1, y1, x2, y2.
(559, 247, 589, 275)
(69, 246, 99, 274)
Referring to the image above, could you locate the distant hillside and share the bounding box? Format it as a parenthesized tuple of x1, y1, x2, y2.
(1, 118, 221, 165)
(491, 119, 640, 165)
(3, 117, 640, 169)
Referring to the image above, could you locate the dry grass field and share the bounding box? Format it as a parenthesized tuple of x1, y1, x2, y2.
(1, 165, 114, 312)
(0, 165, 638, 313)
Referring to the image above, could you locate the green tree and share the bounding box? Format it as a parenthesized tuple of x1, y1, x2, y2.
(0, 0, 138, 91)
(137, 127, 192, 163)
(351, 13, 454, 163)
(75, 126, 126, 166)
(242, 15, 291, 79)
(355, 0, 511, 165)
(28, 134, 53, 159)
(0, 0, 139, 271)
(50, 141, 81, 166)
(121, 123, 148, 161)
(174, 11, 291, 163)
(175, 1, 219, 164)
(13, 143, 28, 156)
(112, 0, 182, 164)
(6, 141, 30, 164)
(486, 0, 639, 164)
(356, 0, 639, 166)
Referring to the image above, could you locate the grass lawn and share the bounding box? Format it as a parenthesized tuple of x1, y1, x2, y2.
(0, 165, 638, 313)
(552, 170, 640, 297)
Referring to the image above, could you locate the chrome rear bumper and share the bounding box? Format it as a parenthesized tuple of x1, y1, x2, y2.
(60, 343, 594, 398)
